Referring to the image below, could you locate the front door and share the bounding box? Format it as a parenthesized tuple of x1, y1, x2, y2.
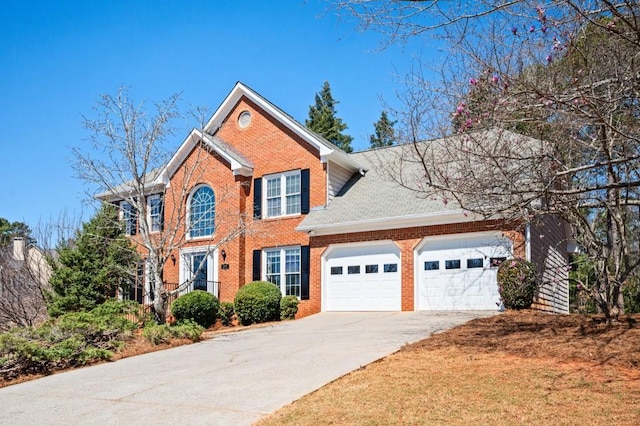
(192, 253, 208, 291)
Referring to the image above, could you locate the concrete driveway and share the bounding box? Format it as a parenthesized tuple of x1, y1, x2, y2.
(0, 311, 496, 425)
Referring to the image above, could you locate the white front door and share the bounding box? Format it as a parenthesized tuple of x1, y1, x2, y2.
(324, 242, 401, 311)
(179, 247, 218, 297)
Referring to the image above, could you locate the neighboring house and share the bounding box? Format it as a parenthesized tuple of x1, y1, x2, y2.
(107, 82, 570, 317)
(0, 237, 52, 330)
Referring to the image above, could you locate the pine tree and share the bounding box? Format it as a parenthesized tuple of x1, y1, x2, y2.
(0, 218, 33, 246)
(305, 81, 354, 153)
(369, 111, 397, 148)
(47, 204, 140, 316)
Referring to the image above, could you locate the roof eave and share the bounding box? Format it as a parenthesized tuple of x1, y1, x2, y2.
(95, 181, 165, 202)
(296, 210, 484, 236)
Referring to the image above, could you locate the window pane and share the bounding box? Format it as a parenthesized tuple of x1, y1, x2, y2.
(286, 273, 300, 297)
(266, 250, 280, 274)
(286, 174, 300, 194)
(189, 186, 215, 238)
(467, 258, 484, 269)
(121, 202, 136, 235)
(285, 248, 300, 273)
(490, 257, 507, 267)
(150, 195, 163, 232)
(365, 264, 378, 274)
(384, 263, 398, 273)
(424, 261, 440, 271)
(348, 265, 360, 274)
(266, 274, 280, 286)
(286, 194, 301, 215)
(265, 247, 302, 297)
(267, 197, 281, 217)
(445, 260, 461, 269)
(266, 178, 281, 198)
(330, 266, 343, 275)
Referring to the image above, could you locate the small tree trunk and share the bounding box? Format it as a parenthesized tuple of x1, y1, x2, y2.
(149, 263, 167, 324)
(152, 294, 167, 325)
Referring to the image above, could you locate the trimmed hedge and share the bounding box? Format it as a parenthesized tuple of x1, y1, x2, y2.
(497, 258, 539, 309)
(234, 281, 282, 325)
(280, 296, 299, 320)
(218, 302, 235, 326)
(171, 291, 219, 328)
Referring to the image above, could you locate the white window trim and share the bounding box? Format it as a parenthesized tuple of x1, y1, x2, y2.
(178, 246, 218, 296)
(263, 245, 301, 298)
(262, 170, 301, 219)
(148, 194, 163, 234)
(186, 184, 215, 241)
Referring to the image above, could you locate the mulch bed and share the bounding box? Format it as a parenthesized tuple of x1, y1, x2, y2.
(407, 309, 640, 369)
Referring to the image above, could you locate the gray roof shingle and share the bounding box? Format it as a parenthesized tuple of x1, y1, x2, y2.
(298, 142, 457, 232)
(298, 128, 543, 233)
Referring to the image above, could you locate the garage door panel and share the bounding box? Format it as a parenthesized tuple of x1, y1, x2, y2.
(325, 243, 401, 312)
(418, 235, 511, 311)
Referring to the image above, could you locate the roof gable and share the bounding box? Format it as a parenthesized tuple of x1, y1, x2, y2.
(204, 82, 365, 173)
(162, 129, 254, 182)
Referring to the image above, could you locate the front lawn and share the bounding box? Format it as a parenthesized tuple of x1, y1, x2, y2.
(258, 310, 640, 425)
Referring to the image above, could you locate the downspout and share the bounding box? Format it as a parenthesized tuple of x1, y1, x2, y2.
(525, 224, 531, 261)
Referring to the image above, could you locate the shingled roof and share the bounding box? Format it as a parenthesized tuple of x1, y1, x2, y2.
(297, 128, 545, 236)
(297, 141, 474, 236)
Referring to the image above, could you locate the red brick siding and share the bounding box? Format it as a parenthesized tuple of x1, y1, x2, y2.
(306, 220, 525, 317)
(161, 139, 246, 302)
(216, 97, 326, 307)
(156, 96, 327, 311)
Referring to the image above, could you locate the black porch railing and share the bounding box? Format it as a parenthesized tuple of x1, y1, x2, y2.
(123, 281, 220, 323)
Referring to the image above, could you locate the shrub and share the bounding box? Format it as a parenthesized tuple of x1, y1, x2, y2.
(218, 302, 235, 326)
(280, 296, 299, 320)
(171, 291, 219, 328)
(0, 306, 135, 380)
(497, 258, 539, 309)
(142, 320, 204, 345)
(234, 281, 282, 325)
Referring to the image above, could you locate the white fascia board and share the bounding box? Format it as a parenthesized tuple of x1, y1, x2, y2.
(163, 130, 199, 180)
(96, 180, 166, 202)
(164, 129, 253, 183)
(199, 131, 253, 177)
(297, 210, 485, 236)
(204, 82, 363, 171)
(324, 151, 367, 173)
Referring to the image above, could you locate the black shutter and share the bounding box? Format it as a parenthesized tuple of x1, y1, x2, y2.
(252, 249, 262, 281)
(301, 245, 310, 300)
(159, 195, 165, 231)
(301, 169, 310, 214)
(253, 177, 262, 220)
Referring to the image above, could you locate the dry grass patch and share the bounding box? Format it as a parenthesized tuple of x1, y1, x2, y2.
(258, 311, 640, 426)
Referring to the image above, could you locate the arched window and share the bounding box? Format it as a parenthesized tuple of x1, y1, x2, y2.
(189, 185, 215, 238)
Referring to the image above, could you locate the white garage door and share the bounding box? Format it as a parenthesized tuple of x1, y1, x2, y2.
(417, 233, 512, 310)
(324, 242, 401, 311)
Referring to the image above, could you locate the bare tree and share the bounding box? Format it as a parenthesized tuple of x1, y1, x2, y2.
(336, 1, 640, 319)
(74, 89, 253, 324)
(0, 239, 50, 331)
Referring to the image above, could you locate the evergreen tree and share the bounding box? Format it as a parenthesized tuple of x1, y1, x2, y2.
(305, 81, 354, 153)
(0, 218, 33, 246)
(47, 204, 139, 316)
(369, 111, 397, 148)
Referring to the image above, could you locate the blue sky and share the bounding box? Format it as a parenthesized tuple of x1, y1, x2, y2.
(0, 0, 433, 234)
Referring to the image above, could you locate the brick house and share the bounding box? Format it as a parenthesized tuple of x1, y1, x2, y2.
(108, 82, 570, 317)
